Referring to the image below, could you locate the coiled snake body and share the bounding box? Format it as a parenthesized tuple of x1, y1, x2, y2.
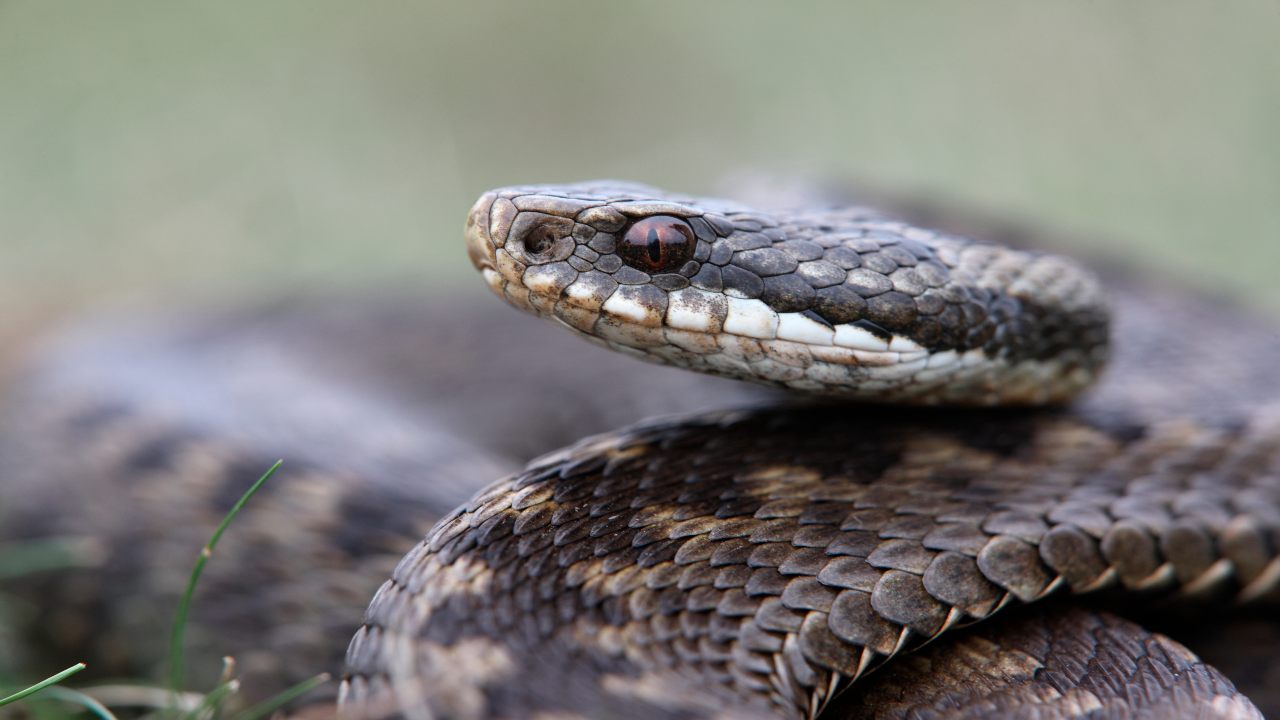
(3, 183, 1279, 719)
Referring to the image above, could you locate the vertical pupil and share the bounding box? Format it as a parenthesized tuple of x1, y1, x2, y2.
(646, 228, 662, 264)
(620, 216, 692, 273)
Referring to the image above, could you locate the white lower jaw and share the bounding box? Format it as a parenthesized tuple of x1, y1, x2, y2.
(486, 275, 1095, 406)
(599, 327, 1085, 406)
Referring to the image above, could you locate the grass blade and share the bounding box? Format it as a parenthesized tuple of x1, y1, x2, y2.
(168, 460, 283, 693)
(231, 673, 329, 720)
(33, 686, 119, 720)
(0, 663, 86, 707)
(181, 679, 239, 720)
(72, 684, 204, 712)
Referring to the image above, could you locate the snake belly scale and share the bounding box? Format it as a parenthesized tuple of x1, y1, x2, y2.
(3, 182, 1279, 719)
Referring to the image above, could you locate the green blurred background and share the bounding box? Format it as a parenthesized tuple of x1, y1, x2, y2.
(3, 1, 1278, 343)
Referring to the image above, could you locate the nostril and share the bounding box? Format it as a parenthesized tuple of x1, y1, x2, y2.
(507, 213, 575, 264)
(525, 226, 559, 256)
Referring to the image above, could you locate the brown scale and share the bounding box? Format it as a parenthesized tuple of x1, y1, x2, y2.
(343, 403, 1280, 719)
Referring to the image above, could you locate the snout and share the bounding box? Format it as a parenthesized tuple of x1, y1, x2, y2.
(464, 191, 498, 272)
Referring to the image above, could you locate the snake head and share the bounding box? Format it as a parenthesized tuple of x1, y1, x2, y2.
(465, 181, 1110, 406)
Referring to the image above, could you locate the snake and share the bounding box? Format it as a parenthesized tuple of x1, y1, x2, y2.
(2, 181, 1279, 719)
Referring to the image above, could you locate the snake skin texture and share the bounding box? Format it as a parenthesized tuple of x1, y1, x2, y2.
(3, 188, 1279, 718)
(341, 402, 1280, 719)
(465, 183, 1108, 406)
(830, 606, 1258, 719)
(344, 185, 1280, 719)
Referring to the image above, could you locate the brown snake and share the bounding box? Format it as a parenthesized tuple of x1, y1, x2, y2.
(3, 183, 1279, 718)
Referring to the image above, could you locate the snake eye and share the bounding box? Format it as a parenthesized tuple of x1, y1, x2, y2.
(619, 216, 695, 274)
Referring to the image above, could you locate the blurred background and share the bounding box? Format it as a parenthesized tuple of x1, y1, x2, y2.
(3, 0, 1278, 346)
(1, 1, 1278, 709)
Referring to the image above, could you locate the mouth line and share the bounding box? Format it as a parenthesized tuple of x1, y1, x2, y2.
(512, 278, 951, 367)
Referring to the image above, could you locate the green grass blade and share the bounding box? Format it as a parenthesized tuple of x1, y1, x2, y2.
(230, 673, 329, 720)
(0, 663, 86, 707)
(168, 460, 283, 693)
(70, 684, 205, 712)
(181, 679, 239, 720)
(34, 686, 119, 720)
